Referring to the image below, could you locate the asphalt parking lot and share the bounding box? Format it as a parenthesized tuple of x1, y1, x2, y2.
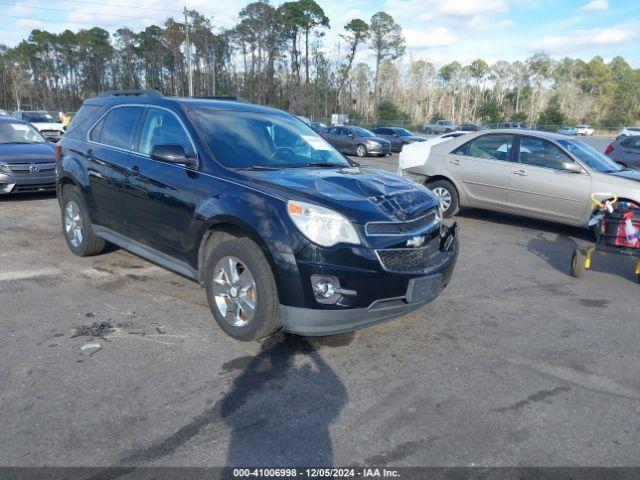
(2, 136, 640, 467)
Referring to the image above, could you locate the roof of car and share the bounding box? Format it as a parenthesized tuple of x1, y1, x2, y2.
(0, 116, 27, 123)
(485, 129, 572, 140)
(86, 92, 288, 116)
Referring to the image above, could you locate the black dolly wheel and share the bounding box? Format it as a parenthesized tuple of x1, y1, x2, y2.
(571, 248, 586, 278)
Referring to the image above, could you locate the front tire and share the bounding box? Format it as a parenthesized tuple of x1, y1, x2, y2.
(204, 237, 281, 341)
(428, 179, 459, 218)
(356, 144, 367, 157)
(60, 186, 106, 256)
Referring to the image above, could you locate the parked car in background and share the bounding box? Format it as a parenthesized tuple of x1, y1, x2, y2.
(0, 116, 56, 194)
(12, 110, 65, 141)
(459, 123, 481, 132)
(617, 126, 640, 137)
(321, 125, 391, 157)
(309, 121, 327, 133)
(423, 119, 456, 134)
(56, 90, 458, 340)
(0, 109, 7, 116)
(558, 126, 577, 136)
(605, 136, 640, 170)
(575, 125, 594, 136)
(400, 129, 640, 225)
(371, 127, 426, 152)
(497, 121, 528, 129)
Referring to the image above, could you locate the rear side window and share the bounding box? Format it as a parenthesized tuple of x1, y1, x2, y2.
(93, 106, 144, 150)
(518, 137, 573, 170)
(453, 134, 514, 161)
(67, 104, 102, 133)
(621, 137, 640, 150)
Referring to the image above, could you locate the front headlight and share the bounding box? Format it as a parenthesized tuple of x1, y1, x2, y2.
(366, 140, 381, 148)
(287, 200, 361, 247)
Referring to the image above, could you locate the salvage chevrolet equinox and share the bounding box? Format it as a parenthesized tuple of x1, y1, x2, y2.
(56, 90, 458, 340)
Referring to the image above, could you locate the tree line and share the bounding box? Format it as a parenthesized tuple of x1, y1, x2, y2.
(1, 0, 639, 127)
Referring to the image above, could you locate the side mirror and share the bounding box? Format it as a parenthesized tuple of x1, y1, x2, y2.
(562, 162, 582, 174)
(150, 144, 197, 168)
(349, 133, 355, 138)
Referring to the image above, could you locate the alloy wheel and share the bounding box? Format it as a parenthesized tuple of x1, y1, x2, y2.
(212, 256, 257, 327)
(432, 187, 452, 211)
(64, 200, 84, 248)
(356, 145, 366, 157)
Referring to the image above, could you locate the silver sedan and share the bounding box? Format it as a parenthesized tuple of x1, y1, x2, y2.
(401, 129, 640, 227)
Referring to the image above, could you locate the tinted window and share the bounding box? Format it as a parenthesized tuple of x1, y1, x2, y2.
(97, 106, 144, 150)
(22, 112, 56, 123)
(68, 104, 101, 133)
(138, 108, 193, 156)
(340, 128, 351, 136)
(454, 134, 514, 161)
(326, 127, 339, 135)
(190, 109, 350, 169)
(89, 117, 105, 142)
(622, 137, 640, 150)
(519, 137, 573, 170)
(351, 127, 374, 137)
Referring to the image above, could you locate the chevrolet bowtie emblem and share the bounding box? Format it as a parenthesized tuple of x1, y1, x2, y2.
(407, 235, 425, 248)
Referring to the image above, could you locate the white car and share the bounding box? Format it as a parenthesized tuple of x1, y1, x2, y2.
(617, 126, 640, 137)
(575, 124, 594, 136)
(11, 110, 65, 141)
(398, 131, 468, 175)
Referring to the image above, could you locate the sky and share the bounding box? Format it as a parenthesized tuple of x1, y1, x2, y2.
(0, 0, 639, 67)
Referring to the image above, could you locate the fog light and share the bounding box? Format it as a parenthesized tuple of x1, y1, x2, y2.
(311, 275, 342, 304)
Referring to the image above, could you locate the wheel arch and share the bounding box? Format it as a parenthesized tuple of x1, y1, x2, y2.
(196, 216, 278, 286)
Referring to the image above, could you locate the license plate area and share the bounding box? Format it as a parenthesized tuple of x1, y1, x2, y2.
(406, 274, 442, 303)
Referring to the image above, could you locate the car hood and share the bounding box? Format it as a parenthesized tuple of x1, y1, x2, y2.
(360, 136, 391, 145)
(0, 142, 55, 163)
(239, 166, 437, 223)
(31, 122, 64, 131)
(607, 169, 640, 184)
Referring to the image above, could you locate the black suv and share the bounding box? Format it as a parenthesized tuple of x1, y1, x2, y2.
(56, 90, 458, 341)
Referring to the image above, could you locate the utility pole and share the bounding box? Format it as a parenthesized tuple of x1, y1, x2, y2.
(184, 7, 193, 97)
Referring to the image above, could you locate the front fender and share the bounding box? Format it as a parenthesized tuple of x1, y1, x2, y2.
(194, 188, 306, 307)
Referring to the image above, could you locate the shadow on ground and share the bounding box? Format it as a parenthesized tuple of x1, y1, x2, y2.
(118, 333, 349, 469)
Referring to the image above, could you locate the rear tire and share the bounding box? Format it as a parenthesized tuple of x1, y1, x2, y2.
(427, 179, 459, 218)
(60, 186, 107, 257)
(204, 237, 281, 341)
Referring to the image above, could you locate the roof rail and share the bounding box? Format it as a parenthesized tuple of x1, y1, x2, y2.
(99, 89, 163, 98)
(195, 95, 249, 103)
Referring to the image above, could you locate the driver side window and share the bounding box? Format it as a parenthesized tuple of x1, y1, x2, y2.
(518, 137, 573, 170)
(138, 108, 193, 156)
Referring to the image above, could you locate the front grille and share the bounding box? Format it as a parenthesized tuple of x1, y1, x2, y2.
(13, 183, 56, 193)
(41, 130, 62, 139)
(366, 209, 437, 235)
(376, 238, 446, 273)
(8, 163, 56, 173)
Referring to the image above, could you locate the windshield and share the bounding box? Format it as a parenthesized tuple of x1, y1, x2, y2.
(558, 139, 622, 173)
(22, 112, 56, 123)
(395, 128, 413, 137)
(190, 109, 351, 169)
(0, 122, 46, 144)
(351, 127, 374, 137)
(443, 121, 454, 126)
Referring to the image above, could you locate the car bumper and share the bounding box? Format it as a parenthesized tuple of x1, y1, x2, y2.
(367, 144, 392, 155)
(0, 172, 57, 194)
(281, 223, 458, 336)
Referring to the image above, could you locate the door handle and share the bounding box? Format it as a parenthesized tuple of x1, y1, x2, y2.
(513, 169, 527, 176)
(449, 159, 461, 166)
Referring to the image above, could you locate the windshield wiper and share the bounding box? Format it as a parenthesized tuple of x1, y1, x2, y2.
(305, 162, 344, 168)
(234, 165, 281, 171)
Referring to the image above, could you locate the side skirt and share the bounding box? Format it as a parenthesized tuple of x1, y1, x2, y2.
(92, 225, 199, 282)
